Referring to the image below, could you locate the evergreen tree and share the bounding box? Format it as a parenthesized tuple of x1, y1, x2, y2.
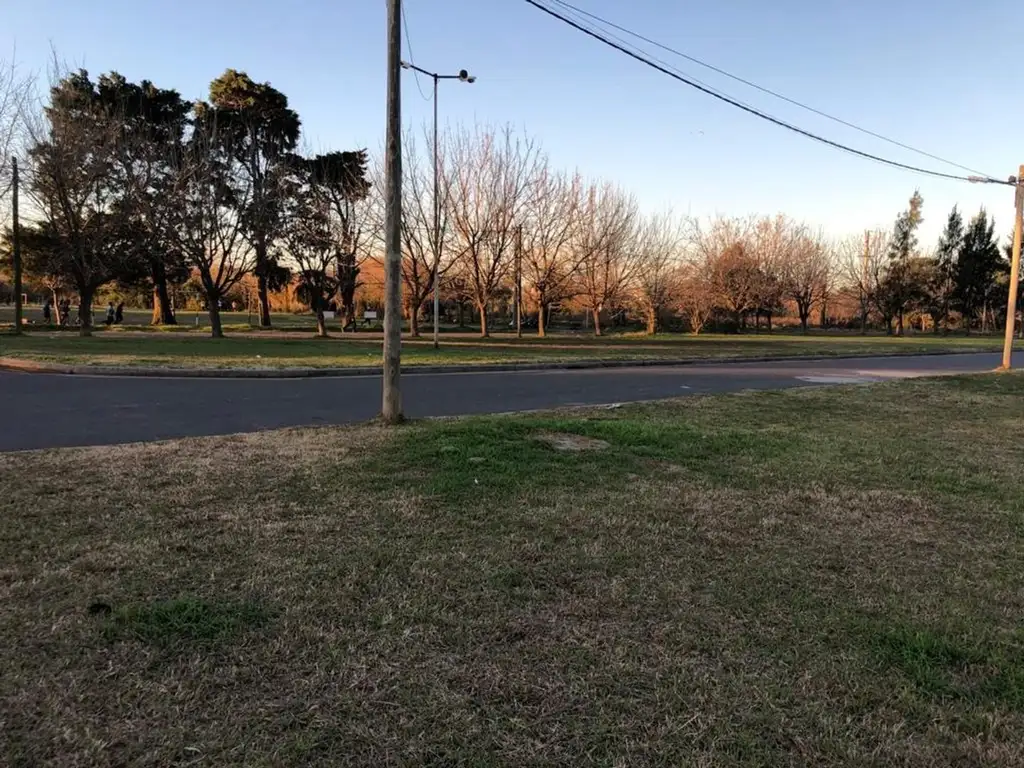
(927, 206, 963, 333)
(876, 191, 923, 335)
(953, 209, 1001, 334)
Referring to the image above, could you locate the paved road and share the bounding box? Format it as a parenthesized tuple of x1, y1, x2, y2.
(0, 352, 1012, 452)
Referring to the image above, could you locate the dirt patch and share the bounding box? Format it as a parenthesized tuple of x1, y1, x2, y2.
(534, 431, 610, 452)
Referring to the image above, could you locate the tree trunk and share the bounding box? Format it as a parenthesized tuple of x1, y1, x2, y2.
(257, 272, 272, 328)
(754, 312, 761, 333)
(860, 308, 868, 335)
(645, 307, 657, 335)
(799, 309, 809, 334)
(151, 263, 177, 325)
(537, 296, 547, 337)
(895, 314, 904, 337)
(478, 303, 489, 337)
(78, 286, 95, 337)
(315, 308, 327, 338)
(766, 311, 774, 333)
(592, 308, 603, 337)
(409, 300, 421, 338)
(208, 300, 224, 339)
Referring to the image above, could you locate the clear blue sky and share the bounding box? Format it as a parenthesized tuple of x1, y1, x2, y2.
(4, 0, 1021, 244)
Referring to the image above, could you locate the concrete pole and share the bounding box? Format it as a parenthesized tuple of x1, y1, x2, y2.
(382, 0, 404, 421)
(432, 74, 442, 350)
(1001, 165, 1024, 370)
(12, 157, 22, 335)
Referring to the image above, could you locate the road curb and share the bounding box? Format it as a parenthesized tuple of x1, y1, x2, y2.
(0, 349, 997, 380)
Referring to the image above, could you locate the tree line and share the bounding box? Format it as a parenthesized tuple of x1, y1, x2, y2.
(2, 66, 1017, 338)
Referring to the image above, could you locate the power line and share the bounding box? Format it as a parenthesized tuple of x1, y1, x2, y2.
(400, 2, 431, 101)
(523, 0, 1010, 186)
(549, 0, 996, 179)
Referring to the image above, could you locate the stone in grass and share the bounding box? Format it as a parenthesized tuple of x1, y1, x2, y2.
(534, 432, 610, 452)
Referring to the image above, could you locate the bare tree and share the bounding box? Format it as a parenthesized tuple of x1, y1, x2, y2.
(397, 130, 457, 336)
(694, 216, 757, 329)
(837, 229, 888, 333)
(520, 163, 580, 336)
(677, 257, 715, 334)
(575, 181, 641, 336)
(446, 125, 540, 337)
(749, 215, 793, 332)
(0, 54, 32, 213)
(783, 225, 831, 333)
(633, 211, 685, 334)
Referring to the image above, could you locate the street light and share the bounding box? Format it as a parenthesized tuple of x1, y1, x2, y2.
(401, 61, 476, 349)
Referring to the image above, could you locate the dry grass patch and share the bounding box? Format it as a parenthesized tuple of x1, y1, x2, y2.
(1, 374, 1023, 766)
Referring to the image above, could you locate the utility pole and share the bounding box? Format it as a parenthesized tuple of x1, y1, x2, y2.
(515, 224, 523, 338)
(431, 73, 441, 351)
(11, 157, 22, 335)
(381, 0, 404, 422)
(1001, 164, 1024, 371)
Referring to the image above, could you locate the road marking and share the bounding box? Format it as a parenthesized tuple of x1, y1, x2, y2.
(796, 375, 880, 384)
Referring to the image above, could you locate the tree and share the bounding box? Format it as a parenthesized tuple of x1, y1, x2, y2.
(520, 165, 581, 336)
(305, 149, 373, 330)
(877, 191, 924, 336)
(94, 73, 191, 325)
(164, 104, 256, 338)
(749, 215, 793, 332)
(953, 209, 1001, 334)
(633, 211, 684, 334)
(281, 165, 337, 338)
(783, 225, 830, 334)
(923, 206, 964, 334)
(446, 125, 540, 337)
(25, 70, 147, 335)
(208, 69, 301, 328)
(0, 54, 32, 214)
(837, 230, 887, 334)
(395, 131, 455, 337)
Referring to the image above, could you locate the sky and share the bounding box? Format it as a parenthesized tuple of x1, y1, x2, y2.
(3, 0, 1021, 245)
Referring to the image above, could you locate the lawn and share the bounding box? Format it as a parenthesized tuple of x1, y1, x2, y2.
(2, 375, 1023, 765)
(0, 329, 1005, 370)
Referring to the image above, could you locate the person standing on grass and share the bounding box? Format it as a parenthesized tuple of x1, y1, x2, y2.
(105, 302, 115, 326)
(42, 299, 52, 324)
(115, 302, 125, 325)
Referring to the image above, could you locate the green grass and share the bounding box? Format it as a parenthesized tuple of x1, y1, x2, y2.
(0, 328, 1004, 369)
(102, 597, 272, 650)
(2, 375, 1024, 765)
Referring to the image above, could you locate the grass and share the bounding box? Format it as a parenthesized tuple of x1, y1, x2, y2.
(2, 374, 1024, 765)
(0, 328, 1004, 369)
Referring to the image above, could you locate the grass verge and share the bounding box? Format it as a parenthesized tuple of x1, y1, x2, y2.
(1, 375, 1023, 765)
(0, 330, 1004, 370)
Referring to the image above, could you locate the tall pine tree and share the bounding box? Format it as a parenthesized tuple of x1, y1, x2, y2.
(876, 191, 923, 335)
(953, 209, 1001, 334)
(928, 206, 963, 333)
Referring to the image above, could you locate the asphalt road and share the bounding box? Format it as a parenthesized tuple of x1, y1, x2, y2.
(0, 352, 1013, 452)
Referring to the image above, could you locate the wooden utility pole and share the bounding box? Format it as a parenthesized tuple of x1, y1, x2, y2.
(1001, 164, 1024, 370)
(515, 224, 523, 338)
(381, 0, 404, 422)
(11, 157, 22, 335)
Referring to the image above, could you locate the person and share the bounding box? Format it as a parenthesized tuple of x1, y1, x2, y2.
(59, 299, 71, 327)
(115, 302, 125, 325)
(42, 298, 52, 324)
(105, 302, 116, 326)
